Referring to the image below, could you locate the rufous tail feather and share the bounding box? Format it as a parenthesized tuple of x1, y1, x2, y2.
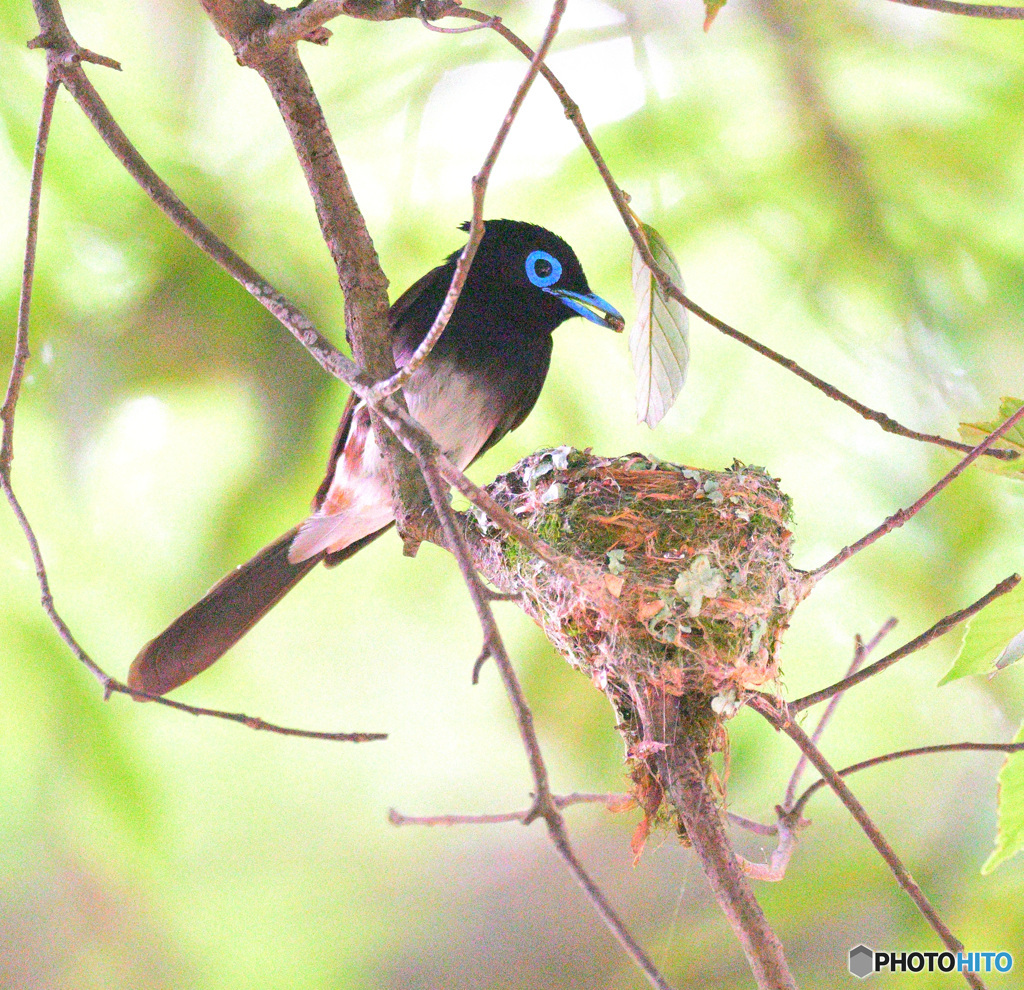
(128, 528, 319, 697)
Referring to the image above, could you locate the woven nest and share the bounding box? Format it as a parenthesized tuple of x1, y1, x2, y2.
(471, 447, 807, 747)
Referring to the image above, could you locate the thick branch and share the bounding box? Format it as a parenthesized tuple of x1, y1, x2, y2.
(641, 687, 796, 990)
(198, 1, 429, 536)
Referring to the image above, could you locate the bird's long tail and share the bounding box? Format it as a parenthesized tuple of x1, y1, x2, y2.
(128, 528, 320, 697)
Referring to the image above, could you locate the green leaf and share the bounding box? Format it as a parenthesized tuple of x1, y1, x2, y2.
(958, 397, 1024, 479)
(630, 222, 690, 429)
(982, 722, 1024, 874)
(939, 580, 1024, 685)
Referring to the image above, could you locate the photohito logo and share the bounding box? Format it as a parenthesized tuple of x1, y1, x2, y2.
(848, 945, 1014, 979)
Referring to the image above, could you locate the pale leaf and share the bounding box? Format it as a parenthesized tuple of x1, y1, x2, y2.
(630, 222, 689, 428)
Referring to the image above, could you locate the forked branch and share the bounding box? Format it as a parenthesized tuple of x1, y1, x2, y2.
(752, 697, 987, 990)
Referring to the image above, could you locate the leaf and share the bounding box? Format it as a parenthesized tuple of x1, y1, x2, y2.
(939, 580, 1024, 685)
(630, 222, 690, 428)
(674, 554, 725, 617)
(539, 481, 565, 504)
(703, 0, 727, 31)
(603, 573, 625, 598)
(958, 396, 1024, 479)
(606, 549, 626, 575)
(982, 722, 1024, 874)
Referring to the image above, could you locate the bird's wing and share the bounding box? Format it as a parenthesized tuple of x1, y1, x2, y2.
(470, 337, 553, 464)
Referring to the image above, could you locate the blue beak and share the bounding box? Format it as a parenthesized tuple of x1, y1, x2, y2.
(547, 288, 625, 331)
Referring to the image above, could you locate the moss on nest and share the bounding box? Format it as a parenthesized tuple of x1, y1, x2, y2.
(472, 447, 807, 743)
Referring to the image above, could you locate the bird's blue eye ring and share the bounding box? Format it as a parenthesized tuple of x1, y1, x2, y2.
(525, 250, 562, 288)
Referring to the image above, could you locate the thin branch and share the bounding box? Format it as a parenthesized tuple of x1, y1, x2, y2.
(886, 0, 1024, 17)
(783, 618, 898, 809)
(453, 6, 1018, 464)
(788, 575, 1020, 713)
(735, 811, 803, 883)
(752, 697, 986, 990)
(810, 402, 1024, 578)
(2, 74, 57, 468)
(368, 0, 569, 403)
(108, 682, 386, 740)
(436, 451, 626, 619)
(389, 791, 628, 827)
(420, 9, 498, 33)
(4, 7, 384, 745)
(727, 812, 780, 837)
(791, 741, 1024, 820)
(418, 454, 555, 819)
(392, 795, 793, 840)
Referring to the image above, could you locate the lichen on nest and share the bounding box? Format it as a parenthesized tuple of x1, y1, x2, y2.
(470, 447, 806, 731)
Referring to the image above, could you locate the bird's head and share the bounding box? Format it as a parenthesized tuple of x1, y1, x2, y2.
(457, 220, 624, 333)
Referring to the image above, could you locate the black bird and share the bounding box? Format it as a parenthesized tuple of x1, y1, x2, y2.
(129, 220, 623, 696)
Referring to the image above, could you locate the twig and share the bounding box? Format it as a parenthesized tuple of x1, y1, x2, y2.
(886, 0, 1024, 16)
(389, 791, 628, 827)
(810, 402, 1024, 578)
(752, 697, 986, 990)
(2, 74, 57, 469)
(435, 450, 625, 618)
(788, 575, 1020, 714)
(791, 741, 1024, 820)
(727, 812, 780, 837)
(419, 7, 498, 33)
(452, 6, 1018, 464)
(368, 0, 567, 402)
(390, 795, 786, 841)
(782, 618, 898, 809)
(735, 811, 803, 883)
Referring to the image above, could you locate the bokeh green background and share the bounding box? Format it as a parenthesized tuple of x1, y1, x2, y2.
(2, 0, 1023, 986)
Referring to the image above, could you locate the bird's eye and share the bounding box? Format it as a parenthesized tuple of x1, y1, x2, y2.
(525, 250, 562, 288)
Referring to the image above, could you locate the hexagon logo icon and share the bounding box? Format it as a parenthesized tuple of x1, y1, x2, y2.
(849, 944, 875, 979)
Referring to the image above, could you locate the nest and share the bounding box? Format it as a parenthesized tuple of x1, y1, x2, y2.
(470, 447, 807, 748)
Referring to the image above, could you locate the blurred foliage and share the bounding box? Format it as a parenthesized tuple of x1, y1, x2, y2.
(3, 0, 1024, 987)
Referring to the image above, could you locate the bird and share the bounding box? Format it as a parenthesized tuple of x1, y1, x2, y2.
(128, 219, 624, 696)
